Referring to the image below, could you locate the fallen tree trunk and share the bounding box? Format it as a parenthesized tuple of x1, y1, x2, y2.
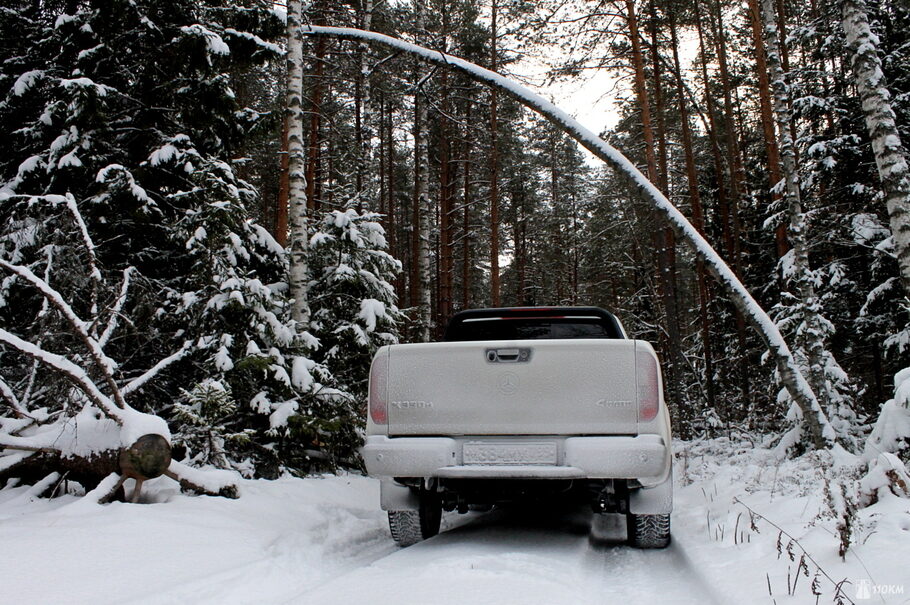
(1, 434, 238, 501)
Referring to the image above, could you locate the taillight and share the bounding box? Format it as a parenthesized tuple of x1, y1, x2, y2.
(636, 346, 660, 422)
(369, 350, 389, 424)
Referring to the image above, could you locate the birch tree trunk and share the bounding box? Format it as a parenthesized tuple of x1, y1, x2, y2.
(761, 0, 829, 406)
(842, 0, 910, 297)
(286, 0, 309, 327)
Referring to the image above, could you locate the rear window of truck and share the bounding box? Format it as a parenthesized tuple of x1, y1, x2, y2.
(445, 315, 621, 342)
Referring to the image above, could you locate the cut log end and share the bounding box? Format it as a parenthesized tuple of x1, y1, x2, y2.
(119, 434, 171, 480)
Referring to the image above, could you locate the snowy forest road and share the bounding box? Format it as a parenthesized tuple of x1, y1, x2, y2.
(287, 506, 724, 605)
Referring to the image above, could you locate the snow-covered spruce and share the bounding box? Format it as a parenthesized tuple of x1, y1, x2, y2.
(299, 25, 838, 450)
(160, 159, 354, 473)
(309, 208, 403, 403)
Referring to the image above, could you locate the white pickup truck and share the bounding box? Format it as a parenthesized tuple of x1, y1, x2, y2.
(362, 307, 672, 548)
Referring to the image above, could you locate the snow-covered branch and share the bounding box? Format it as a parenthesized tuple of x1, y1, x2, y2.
(121, 341, 193, 398)
(61, 193, 103, 319)
(165, 460, 239, 498)
(0, 376, 32, 420)
(0, 328, 124, 423)
(0, 259, 127, 409)
(298, 25, 837, 449)
(0, 432, 59, 453)
(98, 267, 136, 349)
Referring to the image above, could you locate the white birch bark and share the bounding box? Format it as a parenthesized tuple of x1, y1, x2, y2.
(762, 0, 852, 444)
(286, 0, 310, 328)
(298, 25, 838, 448)
(413, 1, 432, 342)
(842, 0, 910, 297)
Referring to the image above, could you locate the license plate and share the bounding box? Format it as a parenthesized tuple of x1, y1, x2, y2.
(462, 441, 557, 466)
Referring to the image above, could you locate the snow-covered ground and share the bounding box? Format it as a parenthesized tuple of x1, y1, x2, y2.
(2, 440, 907, 604)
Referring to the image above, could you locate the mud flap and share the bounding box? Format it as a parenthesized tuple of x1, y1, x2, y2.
(628, 469, 673, 515)
(380, 479, 419, 511)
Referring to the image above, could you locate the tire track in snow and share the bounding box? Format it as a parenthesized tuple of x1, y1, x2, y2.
(286, 507, 724, 605)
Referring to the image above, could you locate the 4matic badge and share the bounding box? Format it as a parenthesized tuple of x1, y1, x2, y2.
(391, 400, 433, 409)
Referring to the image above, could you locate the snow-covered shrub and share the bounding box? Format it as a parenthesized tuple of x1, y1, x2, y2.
(771, 279, 863, 452)
(309, 209, 403, 404)
(858, 452, 910, 507)
(173, 379, 252, 471)
(864, 368, 910, 464)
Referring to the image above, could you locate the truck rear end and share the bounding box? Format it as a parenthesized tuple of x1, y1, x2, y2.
(362, 307, 673, 548)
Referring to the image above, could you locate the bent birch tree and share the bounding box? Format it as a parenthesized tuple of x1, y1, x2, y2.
(298, 24, 837, 450)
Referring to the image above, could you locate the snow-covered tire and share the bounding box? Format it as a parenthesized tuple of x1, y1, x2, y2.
(388, 489, 441, 547)
(628, 513, 671, 549)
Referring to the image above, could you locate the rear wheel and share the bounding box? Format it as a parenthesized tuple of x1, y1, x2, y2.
(388, 486, 442, 547)
(627, 513, 671, 549)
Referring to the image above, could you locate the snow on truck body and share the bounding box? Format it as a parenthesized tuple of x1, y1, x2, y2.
(363, 307, 673, 548)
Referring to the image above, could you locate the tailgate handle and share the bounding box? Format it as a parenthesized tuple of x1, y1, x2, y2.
(486, 348, 531, 363)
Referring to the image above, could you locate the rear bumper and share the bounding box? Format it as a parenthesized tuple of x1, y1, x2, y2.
(361, 434, 670, 484)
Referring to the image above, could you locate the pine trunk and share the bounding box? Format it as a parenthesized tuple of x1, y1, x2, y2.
(385, 96, 404, 303)
(697, 0, 751, 405)
(276, 116, 289, 247)
(670, 9, 717, 410)
(648, 0, 684, 409)
(414, 0, 432, 341)
(462, 95, 473, 310)
(305, 29, 326, 213)
(438, 9, 454, 330)
(746, 0, 788, 259)
(626, 0, 681, 406)
(489, 0, 501, 307)
(355, 0, 374, 211)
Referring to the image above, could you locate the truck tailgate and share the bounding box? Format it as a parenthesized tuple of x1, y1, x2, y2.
(385, 339, 639, 436)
